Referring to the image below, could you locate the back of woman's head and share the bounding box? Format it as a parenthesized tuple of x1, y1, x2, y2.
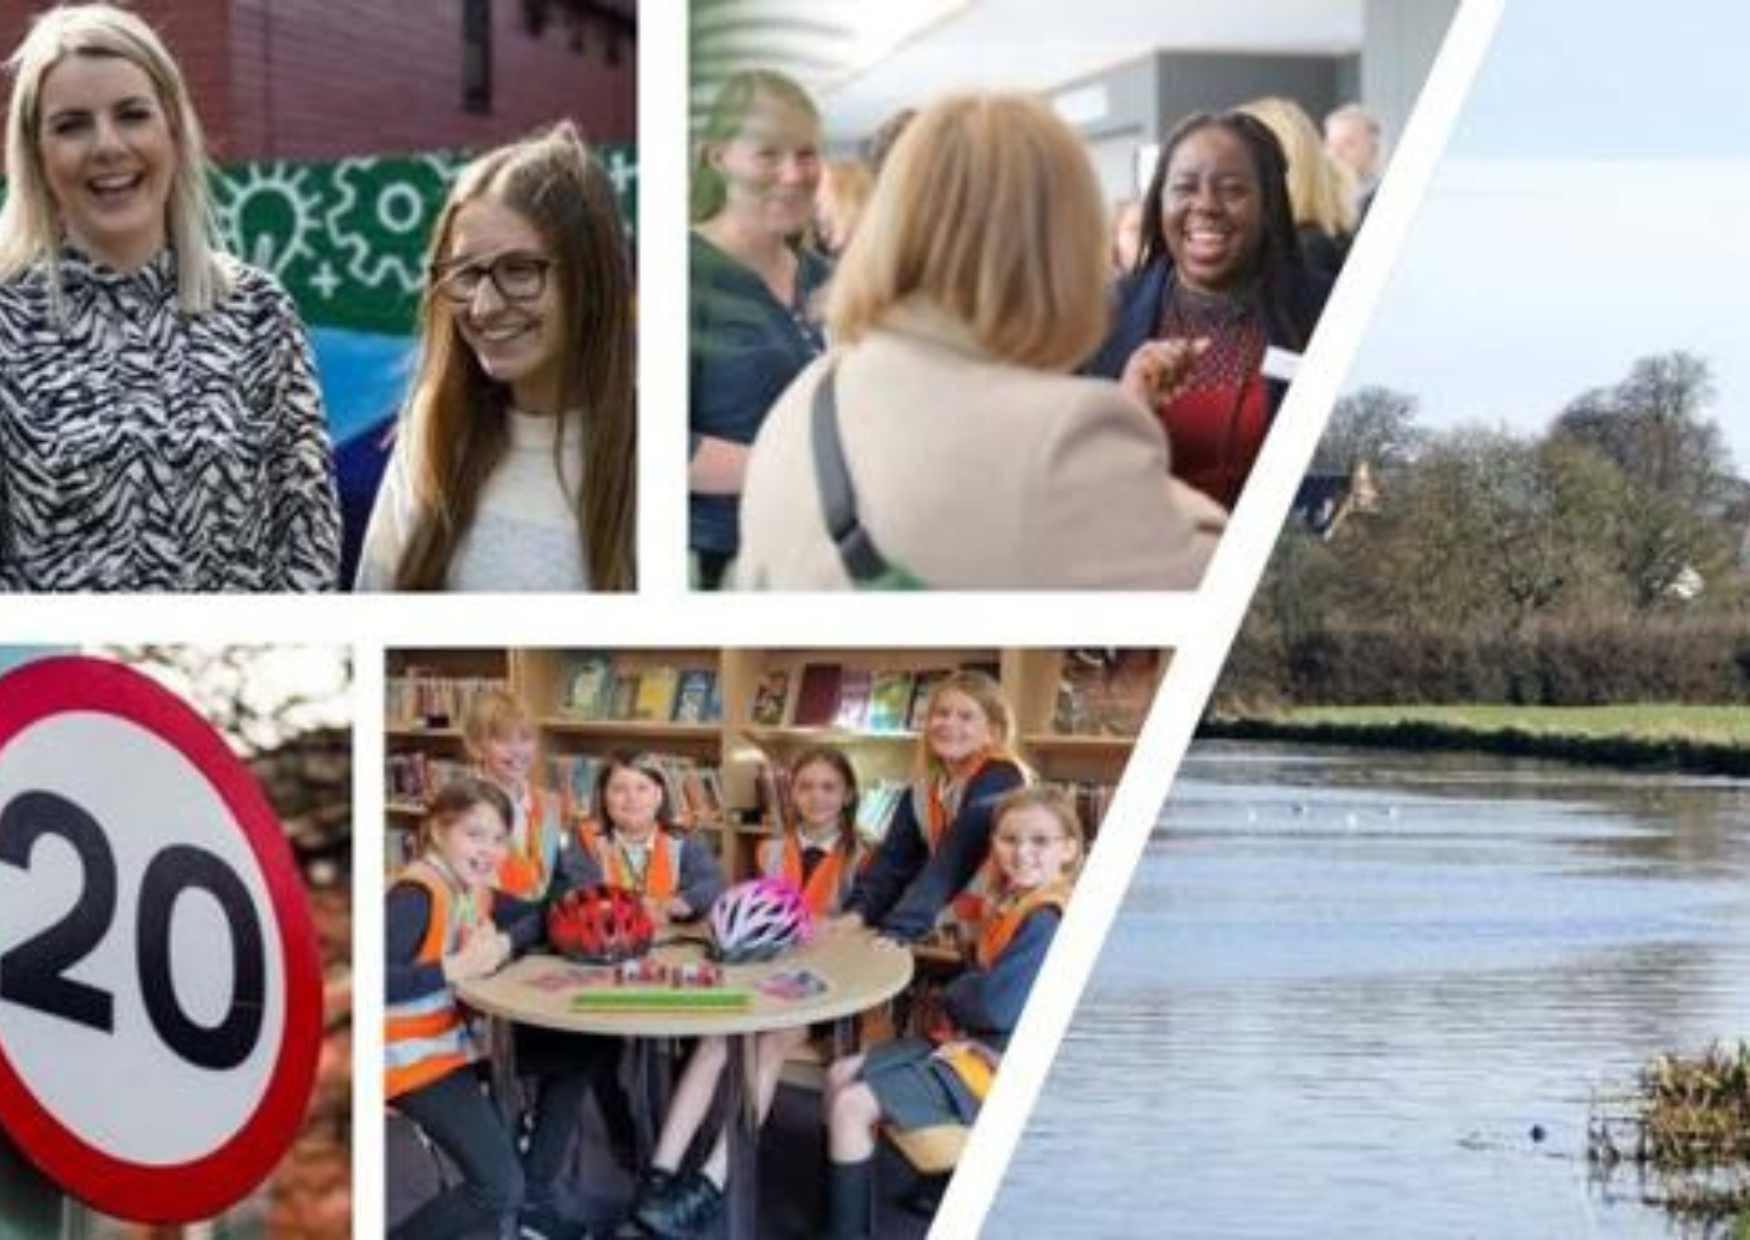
(399, 119, 637, 591)
(691, 68, 820, 223)
(1238, 96, 1356, 236)
(1138, 110, 1301, 284)
(0, 2, 227, 309)
(828, 92, 1110, 372)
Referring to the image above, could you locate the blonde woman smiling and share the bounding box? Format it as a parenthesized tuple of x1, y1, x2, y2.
(0, 3, 339, 591)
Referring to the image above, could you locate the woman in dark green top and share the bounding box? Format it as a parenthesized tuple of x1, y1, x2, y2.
(687, 69, 830, 588)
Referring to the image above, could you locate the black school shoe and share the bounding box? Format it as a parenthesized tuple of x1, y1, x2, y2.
(631, 1170, 724, 1239)
(519, 1203, 591, 1240)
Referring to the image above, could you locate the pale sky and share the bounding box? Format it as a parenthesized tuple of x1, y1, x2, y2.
(1349, 1, 1750, 474)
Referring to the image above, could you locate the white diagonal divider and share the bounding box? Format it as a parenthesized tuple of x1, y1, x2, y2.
(932, 1, 1508, 1233)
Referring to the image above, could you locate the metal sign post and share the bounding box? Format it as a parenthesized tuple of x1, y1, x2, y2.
(0, 1125, 61, 1237)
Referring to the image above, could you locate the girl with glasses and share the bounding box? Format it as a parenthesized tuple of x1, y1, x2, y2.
(357, 120, 636, 591)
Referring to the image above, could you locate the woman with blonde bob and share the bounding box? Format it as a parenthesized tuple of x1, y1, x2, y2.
(734, 92, 1223, 590)
(0, 2, 339, 592)
(357, 120, 636, 592)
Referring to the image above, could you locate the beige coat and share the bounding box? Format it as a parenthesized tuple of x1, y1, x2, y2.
(734, 303, 1225, 590)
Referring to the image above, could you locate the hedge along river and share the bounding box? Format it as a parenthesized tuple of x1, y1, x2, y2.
(990, 742, 1750, 1239)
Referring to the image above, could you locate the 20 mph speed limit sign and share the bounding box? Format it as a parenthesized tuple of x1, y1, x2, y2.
(0, 656, 322, 1222)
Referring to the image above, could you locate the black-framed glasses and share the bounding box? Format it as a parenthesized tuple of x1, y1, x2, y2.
(431, 251, 554, 304)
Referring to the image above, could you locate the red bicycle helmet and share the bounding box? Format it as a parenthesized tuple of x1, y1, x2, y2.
(708, 878, 813, 963)
(548, 884, 655, 964)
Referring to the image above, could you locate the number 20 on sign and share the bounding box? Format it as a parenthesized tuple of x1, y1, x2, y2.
(0, 656, 323, 1223)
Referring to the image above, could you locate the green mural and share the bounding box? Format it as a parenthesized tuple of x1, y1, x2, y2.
(211, 143, 638, 335)
(0, 142, 638, 338)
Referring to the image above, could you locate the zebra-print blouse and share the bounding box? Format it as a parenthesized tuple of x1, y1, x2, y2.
(0, 247, 341, 591)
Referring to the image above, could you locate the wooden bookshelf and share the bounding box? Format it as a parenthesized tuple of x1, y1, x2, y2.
(383, 646, 1169, 880)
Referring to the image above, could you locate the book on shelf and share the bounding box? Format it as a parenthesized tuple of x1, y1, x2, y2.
(867, 671, 914, 733)
(609, 670, 640, 720)
(756, 762, 793, 836)
(385, 753, 474, 807)
(632, 666, 681, 722)
(750, 669, 790, 727)
(793, 663, 842, 727)
(562, 651, 616, 718)
(550, 752, 607, 819)
(1054, 648, 1162, 737)
(703, 674, 724, 724)
(907, 669, 952, 731)
(834, 669, 873, 729)
(671, 669, 715, 724)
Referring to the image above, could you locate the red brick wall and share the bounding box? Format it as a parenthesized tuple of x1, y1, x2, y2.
(1, 0, 635, 170)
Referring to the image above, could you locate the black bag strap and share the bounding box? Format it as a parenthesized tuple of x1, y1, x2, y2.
(810, 361, 894, 583)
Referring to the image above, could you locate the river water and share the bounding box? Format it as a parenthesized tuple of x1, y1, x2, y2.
(990, 742, 1750, 1239)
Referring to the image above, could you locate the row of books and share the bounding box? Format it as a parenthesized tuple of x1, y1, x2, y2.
(753, 661, 1000, 732)
(387, 674, 508, 731)
(561, 654, 722, 725)
(386, 753, 472, 807)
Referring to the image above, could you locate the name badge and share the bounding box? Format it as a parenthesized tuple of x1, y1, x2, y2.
(1262, 346, 1301, 383)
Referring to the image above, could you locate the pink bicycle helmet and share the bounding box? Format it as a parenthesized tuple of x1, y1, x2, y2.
(708, 878, 813, 963)
(548, 885, 655, 965)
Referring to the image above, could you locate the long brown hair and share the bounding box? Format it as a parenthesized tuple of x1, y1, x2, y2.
(394, 120, 636, 590)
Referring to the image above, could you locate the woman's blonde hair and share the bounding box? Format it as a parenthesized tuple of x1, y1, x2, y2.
(828, 92, 1109, 371)
(394, 120, 637, 591)
(1239, 96, 1357, 237)
(0, 2, 231, 312)
(914, 669, 1018, 782)
(816, 158, 873, 254)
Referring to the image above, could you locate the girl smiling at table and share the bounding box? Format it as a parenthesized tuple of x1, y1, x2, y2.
(834, 671, 1027, 945)
(385, 780, 541, 1239)
(579, 751, 725, 923)
(822, 787, 1083, 1237)
(624, 746, 865, 1237)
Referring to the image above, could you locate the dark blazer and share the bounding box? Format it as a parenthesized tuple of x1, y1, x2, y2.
(1086, 258, 1332, 422)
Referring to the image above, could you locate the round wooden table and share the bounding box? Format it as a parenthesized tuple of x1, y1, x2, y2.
(459, 926, 914, 1239)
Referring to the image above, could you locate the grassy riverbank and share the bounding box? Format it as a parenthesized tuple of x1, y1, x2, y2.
(1202, 705, 1750, 776)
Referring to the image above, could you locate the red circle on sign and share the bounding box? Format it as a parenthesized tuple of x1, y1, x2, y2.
(0, 656, 323, 1222)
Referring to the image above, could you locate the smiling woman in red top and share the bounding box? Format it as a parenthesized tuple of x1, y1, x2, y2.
(1088, 111, 1332, 511)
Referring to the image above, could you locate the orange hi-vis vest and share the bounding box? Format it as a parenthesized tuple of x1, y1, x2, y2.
(757, 830, 855, 916)
(496, 784, 562, 900)
(384, 859, 495, 1101)
(933, 879, 1072, 1103)
(588, 828, 684, 899)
